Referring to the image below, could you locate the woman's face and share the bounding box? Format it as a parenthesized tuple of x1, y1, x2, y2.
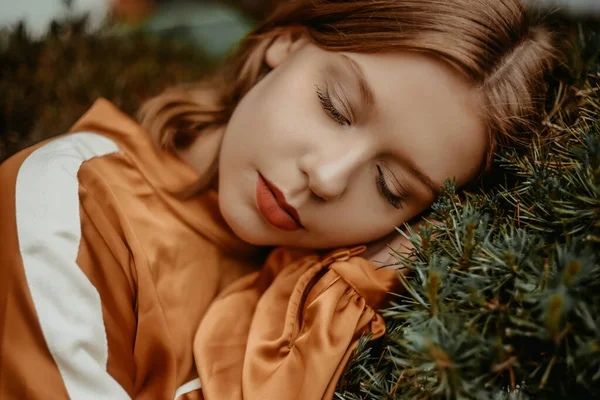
(217, 33, 487, 249)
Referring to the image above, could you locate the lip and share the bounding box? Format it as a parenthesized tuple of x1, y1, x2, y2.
(256, 173, 303, 231)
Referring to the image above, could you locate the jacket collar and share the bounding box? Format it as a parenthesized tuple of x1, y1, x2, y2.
(70, 98, 261, 260)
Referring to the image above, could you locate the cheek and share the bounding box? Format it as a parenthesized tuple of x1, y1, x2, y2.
(311, 189, 425, 245)
(229, 83, 294, 144)
(231, 78, 322, 158)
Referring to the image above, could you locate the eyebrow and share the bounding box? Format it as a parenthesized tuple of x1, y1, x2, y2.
(408, 164, 441, 197)
(341, 54, 376, 107)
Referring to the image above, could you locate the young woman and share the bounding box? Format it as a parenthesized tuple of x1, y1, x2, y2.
(0, 0, 558, 399)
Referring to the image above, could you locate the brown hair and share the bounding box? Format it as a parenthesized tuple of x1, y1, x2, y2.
(139, 0, 558, 190)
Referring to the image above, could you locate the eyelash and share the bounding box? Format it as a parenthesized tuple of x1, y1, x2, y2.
(315, 86, 350, 126)
(315, 85, 405, 209)
(376, 165, 408, 209)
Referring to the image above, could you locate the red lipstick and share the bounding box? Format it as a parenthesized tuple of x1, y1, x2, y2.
(256, 173, 303, 231)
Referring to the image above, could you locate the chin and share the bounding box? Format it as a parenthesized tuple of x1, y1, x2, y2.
(218, 202, 271, 246)
(233, 226, 271, 246)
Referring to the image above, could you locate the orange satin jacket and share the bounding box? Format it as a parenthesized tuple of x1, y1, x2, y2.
(0, 99, 399, 399)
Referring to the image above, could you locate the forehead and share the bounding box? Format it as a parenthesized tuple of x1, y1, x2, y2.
(345, 51, 487, 186)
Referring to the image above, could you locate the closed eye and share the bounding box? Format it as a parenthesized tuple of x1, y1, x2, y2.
(315, 85, 351, 126)
(376, 165, 408, 209)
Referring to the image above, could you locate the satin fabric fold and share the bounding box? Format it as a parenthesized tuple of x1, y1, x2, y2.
(194, 246, 400, 400)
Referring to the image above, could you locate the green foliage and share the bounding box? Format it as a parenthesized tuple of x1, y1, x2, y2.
(336, 22, 600, 400)
(0, 14, 214, 162)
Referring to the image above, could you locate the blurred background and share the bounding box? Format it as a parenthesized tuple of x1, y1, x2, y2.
(0, 0, 282, 161)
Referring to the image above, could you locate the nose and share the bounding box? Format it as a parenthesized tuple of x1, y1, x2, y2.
(298, 144, 368, 201)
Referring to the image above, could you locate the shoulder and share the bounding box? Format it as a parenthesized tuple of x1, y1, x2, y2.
(0, 131, 124, 239)
(1, 132, 122, 201)
(0, 131, 130, 252)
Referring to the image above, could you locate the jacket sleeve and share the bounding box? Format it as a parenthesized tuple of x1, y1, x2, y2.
(193, 246, 400, 400)
(0, 138, 135, 399)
